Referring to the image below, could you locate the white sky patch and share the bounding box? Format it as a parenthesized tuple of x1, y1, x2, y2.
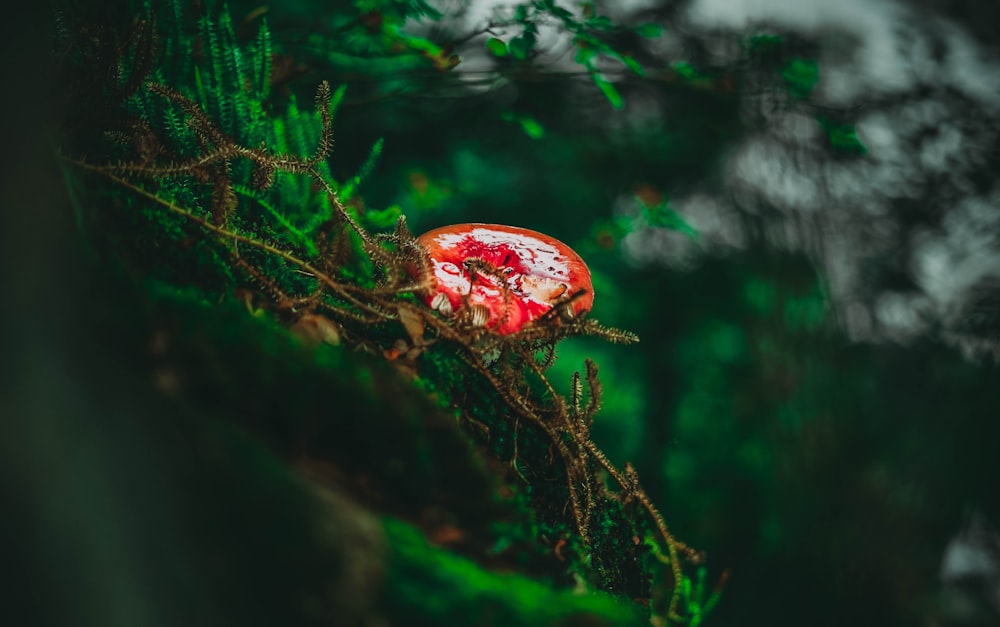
(913, 195, 1000, 309)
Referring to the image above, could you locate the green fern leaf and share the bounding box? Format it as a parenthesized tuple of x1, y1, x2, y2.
(340, 137, 384, 201)
(255, 19, 272, 102)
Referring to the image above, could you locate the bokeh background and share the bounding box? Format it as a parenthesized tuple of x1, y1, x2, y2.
(4, 0, 1000, 625)
(344, 2, 1000, 621)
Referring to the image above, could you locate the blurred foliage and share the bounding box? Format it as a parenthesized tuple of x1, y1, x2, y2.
(7, 0, 999, 626)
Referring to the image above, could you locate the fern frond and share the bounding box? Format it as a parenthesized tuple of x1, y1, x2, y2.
(284, 97, 311, 162)
(340, 137, 384, 201)
(159, 103, 193, 154)
(118, 15, 157, 100)
(218, 8, 251, 142)
(233, 183, 319, 257)
(165, 0, 191, 79)
(199, 14, 232, 134)
(254, 18, 272, 102)
(146, 82, 231, 146)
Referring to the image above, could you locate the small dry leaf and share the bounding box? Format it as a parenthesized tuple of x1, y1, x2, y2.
(291, 313, 342, 346)
(397, 304, 426, 345)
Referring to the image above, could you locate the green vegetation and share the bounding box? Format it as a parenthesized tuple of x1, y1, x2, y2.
(48, 0, 724, 624)
(8, 0, 998, 626)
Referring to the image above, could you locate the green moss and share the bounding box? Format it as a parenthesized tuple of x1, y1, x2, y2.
(381, 517, 646, 627)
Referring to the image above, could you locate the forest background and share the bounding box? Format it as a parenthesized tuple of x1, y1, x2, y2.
(2, 0, 1000, 626)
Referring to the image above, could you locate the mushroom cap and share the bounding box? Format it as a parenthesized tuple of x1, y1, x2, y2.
(416, 223, 594, 335)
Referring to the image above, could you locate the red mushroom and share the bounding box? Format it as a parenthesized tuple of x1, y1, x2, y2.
(415, 223, 593, 335)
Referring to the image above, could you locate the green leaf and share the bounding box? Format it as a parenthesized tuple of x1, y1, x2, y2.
(635, 23, 663, 38)
(232, 185, 319, 258)
(781, 57, 819, 100)
(574, 37, 597, 65)
(329, 84, 348, 120)
(519, 117, 546, 139)
(508, 35, 533, 60)
(643, 201, 699, 239)
(619, 54, 644, 76)
(817, 117, 868, 155)
(672, 61, 701, 81)
(341, 137, 385, 201)
(592, 73, 623, 109)
(254, 19, 273, 101)
(362, 204, 403, 230)
(539, 0, 575, 22)
(501, 111, 546, 139)
(400, 33, 444, 55)
(485, 37, 508, 57)
(587, 15, 612, 30)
